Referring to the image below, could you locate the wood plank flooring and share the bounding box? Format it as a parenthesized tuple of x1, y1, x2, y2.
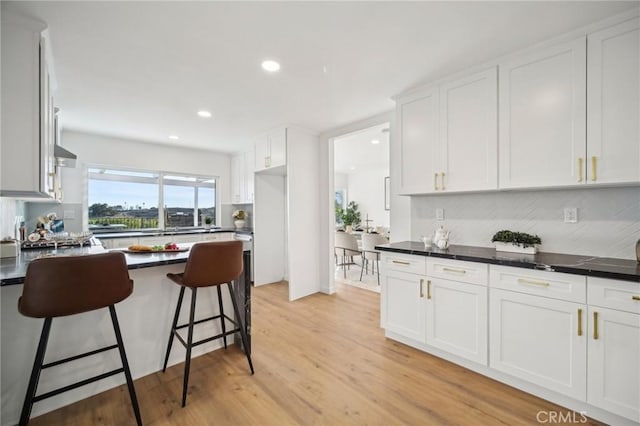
(28, 281, 604, 425)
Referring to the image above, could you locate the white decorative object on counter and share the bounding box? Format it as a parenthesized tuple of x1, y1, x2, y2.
(234, 220, 246, 229)
(494, 241, 537, 254)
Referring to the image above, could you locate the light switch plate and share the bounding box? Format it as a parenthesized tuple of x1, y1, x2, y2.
(63, 210, 76, 220)
(564, 207, 578, 223)
(436, 208, 444, 221)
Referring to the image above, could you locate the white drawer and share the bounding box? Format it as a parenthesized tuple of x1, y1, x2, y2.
(381, 253, 427, 276)
(588, 277, 640, 314)
(427, 258, 488, 286)
(490, 265, 586, 303)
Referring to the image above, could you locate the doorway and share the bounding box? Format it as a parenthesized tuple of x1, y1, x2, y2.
(333, 122, 390, 293)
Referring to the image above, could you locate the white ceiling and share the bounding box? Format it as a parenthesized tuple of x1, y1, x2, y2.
(334, 123, 389, 175)
(4, 1, 637, 154)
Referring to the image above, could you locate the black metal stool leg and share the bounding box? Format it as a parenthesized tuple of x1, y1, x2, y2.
(163, 286, 185, 372)
(109, 305, 143, 426)
(19, 317, 52, 426)
(216, 285, 227, 349)
(182, 287, 197, 407)
(227, 282, 254, 375)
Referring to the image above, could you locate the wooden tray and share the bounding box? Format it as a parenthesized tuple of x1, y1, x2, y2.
(121, 248, 189, 254)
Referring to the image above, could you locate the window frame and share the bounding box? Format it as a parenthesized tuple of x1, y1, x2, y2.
(87, 165, 219, 231)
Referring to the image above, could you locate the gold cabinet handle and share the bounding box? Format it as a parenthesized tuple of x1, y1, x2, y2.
(517, 278, 550, 287)
(427, 280, 432, 299)
(419, 279, 424, 298)
(441, 172, 445, 190)
(577, 158, 583, 182)
(577, 308, 583, 336)
(593, 311, 599, 340)
(632, 295, 640, 301)
(392, 260, 410, 265)
(591, 156, 597, 181)
(434, 173, 439, 191)
(443, 267, 467, 274)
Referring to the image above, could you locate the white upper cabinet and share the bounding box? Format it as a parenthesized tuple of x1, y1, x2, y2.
(499, 37, 587, 189)
(587, 18, 640, 185)
(245, 149, 255, 202)
(255, 128, 286, 172)
(231, 154, 245, 204)
(438, 67, 498, 192)
(396, 86, 439, 195)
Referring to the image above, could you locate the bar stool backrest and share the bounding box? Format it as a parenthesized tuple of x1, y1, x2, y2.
(181, 241, 243, 288)
(19, 252, 133, 318)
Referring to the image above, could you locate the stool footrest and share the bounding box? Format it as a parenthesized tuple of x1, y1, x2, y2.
(173, 328, 241, 349)
(33, 368, 124, 402)
(42, 344, 119, 369)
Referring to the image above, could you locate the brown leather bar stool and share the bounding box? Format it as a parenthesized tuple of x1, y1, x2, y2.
(162, 240, 254, 407)
(18, 252, 142, 426)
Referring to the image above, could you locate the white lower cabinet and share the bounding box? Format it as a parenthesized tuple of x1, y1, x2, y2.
(427, 278, 487, 365)
(489, 288, 587, 400)
(382, 269, 427, 343)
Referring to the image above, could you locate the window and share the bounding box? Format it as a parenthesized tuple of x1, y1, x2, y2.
(88, 167, 216, 231)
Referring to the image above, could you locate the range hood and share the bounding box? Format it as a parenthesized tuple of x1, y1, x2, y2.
(54, 144, 77, 168)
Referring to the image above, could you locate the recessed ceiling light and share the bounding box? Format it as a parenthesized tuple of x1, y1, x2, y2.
(168, 135, 179, 140)
(349, 166, 356, 171)
(197, 110, 212, 118)
(261, 60, 281, 72)
(371, 139, 380, 144)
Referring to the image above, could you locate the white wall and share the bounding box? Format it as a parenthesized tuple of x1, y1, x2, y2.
(60, 130, 232, 227)
(412, 186, 640, 260)
(334, 173, 348, 191)
(346, 169, 390, 229)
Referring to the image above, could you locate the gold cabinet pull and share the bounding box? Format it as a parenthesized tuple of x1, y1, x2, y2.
(441, 172, 446, 190)
(577, 308, 583, 336)
(427, 280, 432, 299)
(593, 311, 599, 340)
(591, 156, 597, 181)
(443, 267, 467, 274)
(632, 295, 640, 301)
(419, 279, 424, 298)
(434, 173, 439, 191)
(392, 260, 410, 265)
(577, 158, 583, 182)
(517, 278, 550, 287)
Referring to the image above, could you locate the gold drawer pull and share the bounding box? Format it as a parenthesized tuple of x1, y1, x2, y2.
(577, 308, 583, 336)
(419, 279, 424, 298)
(517, 278, 550, 287)
(443, 267, 466, 274)
(577, 157, 583, 182)
(441, 172, 446, 190)
(591, 156, 597, 181)
(632, 295, 640, 301)
(427, 280, 432, 300)
(593, 311, 599, 340)
(392, 260, 410, 265)
(434, 173, 439, 191)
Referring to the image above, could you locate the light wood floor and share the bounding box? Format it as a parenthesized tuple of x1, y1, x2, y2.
(29, 282, 604, 425)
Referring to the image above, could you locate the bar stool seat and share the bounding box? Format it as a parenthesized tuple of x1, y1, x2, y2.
(162, 240, 254, 407)
(18, 252, 142, 426)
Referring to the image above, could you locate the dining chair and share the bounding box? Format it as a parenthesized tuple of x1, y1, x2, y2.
(334, 232, 361, 279)
(359, 233, 389, 286)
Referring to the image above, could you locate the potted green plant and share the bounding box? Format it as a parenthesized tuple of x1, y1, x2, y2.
(491, 230, 542, 254)
(233, 209, 247, 229)
(203, 216, 212, 230)
(340, 201, 361, 233)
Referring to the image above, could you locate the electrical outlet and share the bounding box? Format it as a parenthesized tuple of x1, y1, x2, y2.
(564, 207, 578, 223)
(435, 208, 444, 221)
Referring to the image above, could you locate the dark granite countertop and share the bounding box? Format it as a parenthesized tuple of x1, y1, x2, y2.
(1, 242, 250, 286)
(95, 227, 253, 239)
(376, 241, 640, 283)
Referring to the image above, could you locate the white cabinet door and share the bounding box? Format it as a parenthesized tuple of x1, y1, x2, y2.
(231, 154, 245, 203)
(489, 289, 587, 400)
(499, 37, 587, 189)
(426, 278, 488, 365)
(254, 136, 269, 172)
(382, 270, 427, 343)
(245, 149, 255, 202)
(588, 307, 640, 422)
(439, 67, 498, 192)
(396, 87, 439, 194)
(269, 127, 287, 169)
(587, 18, 640, 185)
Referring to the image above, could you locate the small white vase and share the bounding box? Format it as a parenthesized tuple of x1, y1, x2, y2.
(495, 241, 537, 254)
(203, 224, 211, 230)
(234, 220, 246, 229)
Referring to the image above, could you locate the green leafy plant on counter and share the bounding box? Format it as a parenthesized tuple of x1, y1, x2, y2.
(204, 216, 212, 225)
(491, 230, 541, 248)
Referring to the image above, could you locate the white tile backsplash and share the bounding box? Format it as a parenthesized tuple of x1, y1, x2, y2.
(411, 186, 640, 259)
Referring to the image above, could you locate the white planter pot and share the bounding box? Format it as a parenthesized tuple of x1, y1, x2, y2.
(494, 241, 537, 254)
(234, 220, 246, 229)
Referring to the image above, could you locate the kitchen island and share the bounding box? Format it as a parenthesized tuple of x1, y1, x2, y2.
(0, 242, 251, 425)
